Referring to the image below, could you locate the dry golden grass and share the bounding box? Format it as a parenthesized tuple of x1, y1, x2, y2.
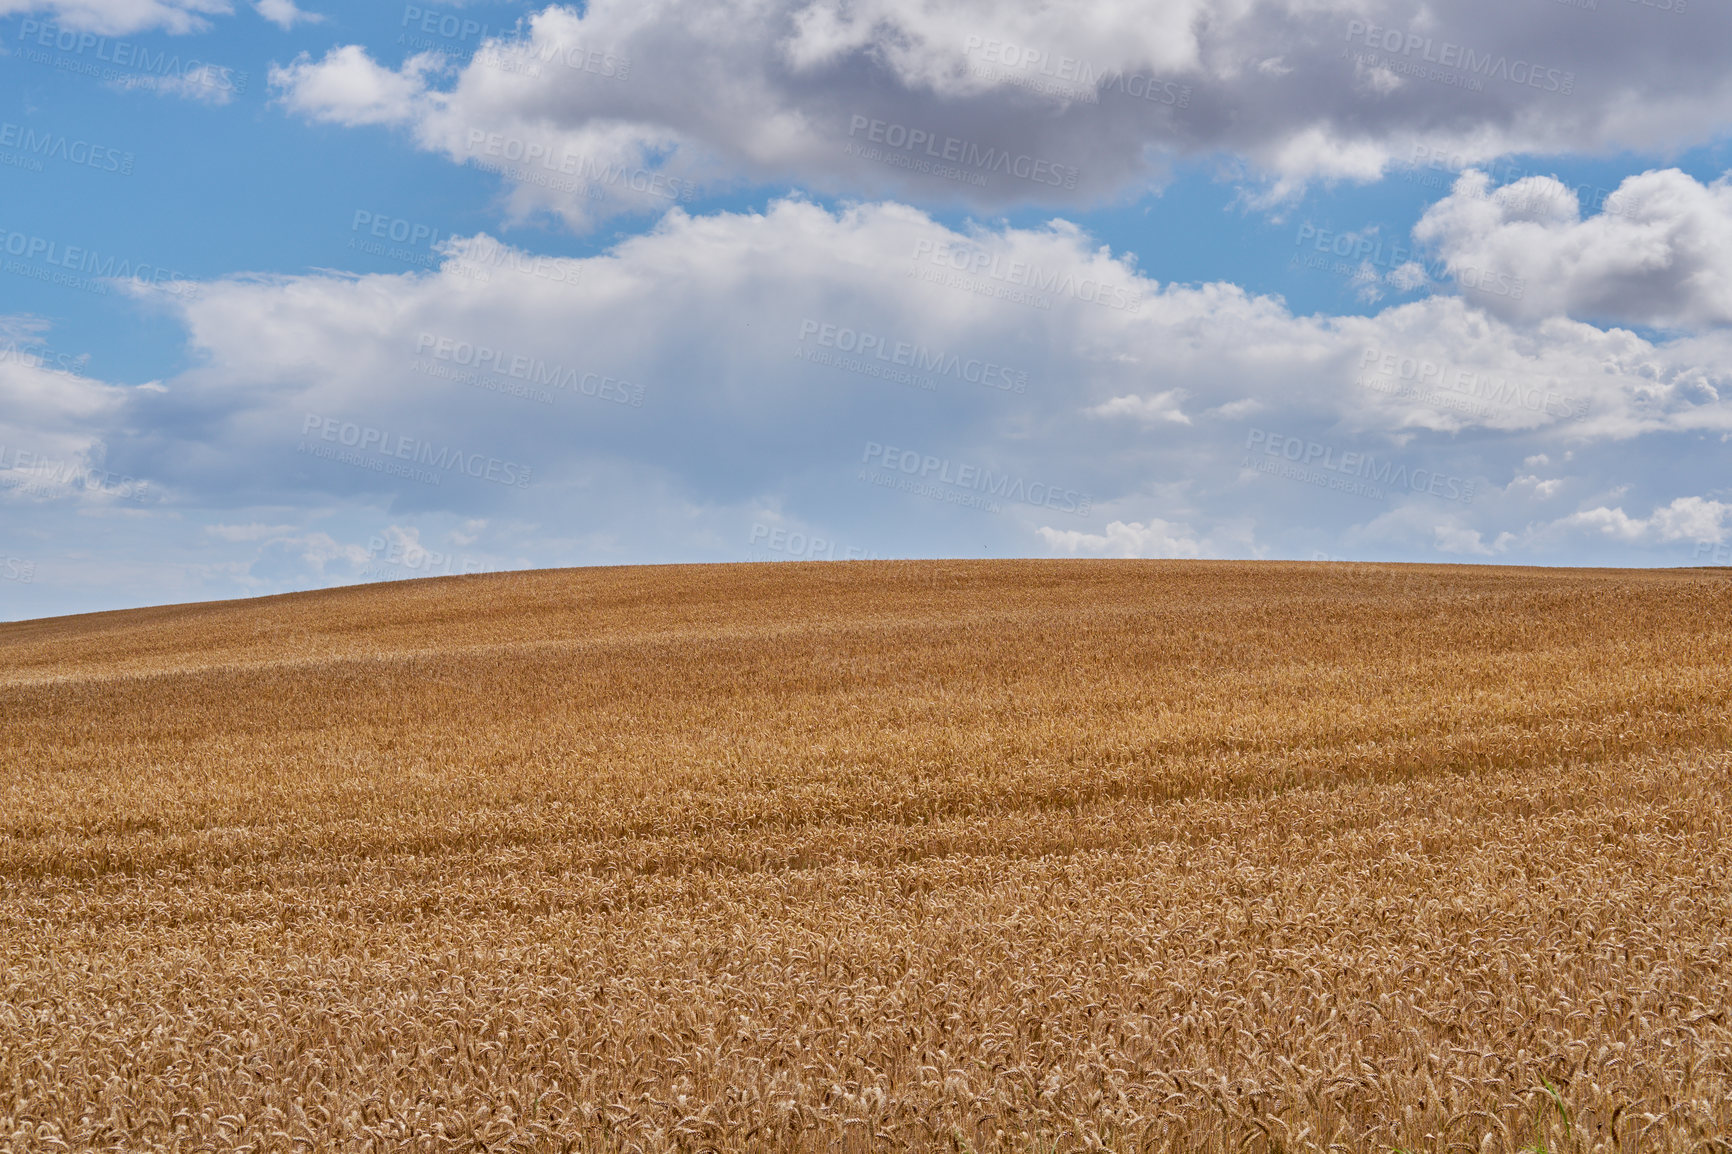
(3, 559, 1731, 1153)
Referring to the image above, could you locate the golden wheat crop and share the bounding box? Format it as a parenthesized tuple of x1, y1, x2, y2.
(2, 559, 1731, 1153)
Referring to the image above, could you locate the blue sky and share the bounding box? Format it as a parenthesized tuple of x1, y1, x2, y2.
(3, 0, 1731, 618)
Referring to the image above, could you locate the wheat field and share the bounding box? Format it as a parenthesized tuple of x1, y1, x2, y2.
(2, 560, 1730, 1153)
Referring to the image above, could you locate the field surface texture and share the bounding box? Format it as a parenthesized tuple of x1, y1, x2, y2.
(3, 560, 1731, 1154)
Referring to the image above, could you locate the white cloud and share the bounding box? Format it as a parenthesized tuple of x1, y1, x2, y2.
(1425, 492, 1732, 560)
(12, 200, 1732, 612)
(0, 0, 229, 34)
(1205, 398, 1263, 420)
(1556, 496, 1732, 545)
(269, 46, 441, 128)
(1037, 519, 1204, 558)
(1088, 390, 1191, 425)
(1432, 525, 1495, 556)
(108, 203, 1732, 508)
(1, 331, 156, 511)
(267, 0, 1732, 222)
(254, 0, 317, 29)
(1387, 261, 1429, 293)
(1416, 169, 1732, 331)
(1510, 474, 1566, 500)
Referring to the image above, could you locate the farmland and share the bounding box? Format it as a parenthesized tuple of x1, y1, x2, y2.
(2, 560, 1731, 1152)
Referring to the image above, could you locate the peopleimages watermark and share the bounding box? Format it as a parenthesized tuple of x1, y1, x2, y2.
(397, 4, 506, 50)
(0, 121, 133, 176)
(1343, 21, 1576, 94)
(960, 36, 1192, 109)
(796, 319, 1028, 395)
(0, 444, 150, 502)
(14, 19, 248, 97)
(860, 442, 1092, 516)
(349, 209, 458, 276)
(472, 38, 630, 82)
(0, 337, 88, 375)
(845, 115, 1079, 190)
(909, 239, 1142, 313)
(413, 332, 644, 406)
(0, 226, 200, 299)
(399, 5, 631, 83)
(795, 331, 933, 391)
(298, 413, 534, 488)
(359, 531, 499, 581)
(747, 524, 887, 563)
(0, 555, 35, 583)
(409, 352, 553, 405)
(1690, 541, 1732, 565)
(1244, 428, 1476, 505)
(1356, 346, 1590, 421)
(464, 129, 694, 201)
(845, 140, 986, 188)
(447, 233, 583, 288)
(1291, 221, 1524, 300)
(348, 213, 488, 285)
(347, 213, 583, 289)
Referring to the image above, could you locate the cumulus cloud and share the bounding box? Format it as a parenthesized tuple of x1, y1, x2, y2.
(1416, 169, 1732, 331)
(1037, 519, 1205, 558)
(0, 199, 1701, 604)
(0, 0, 229, 35)
(266, 0, 1732, 223)
(269, 46, 442, 128)
(1, 326, 159, 511)
(1553, 496, 1732, 546)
